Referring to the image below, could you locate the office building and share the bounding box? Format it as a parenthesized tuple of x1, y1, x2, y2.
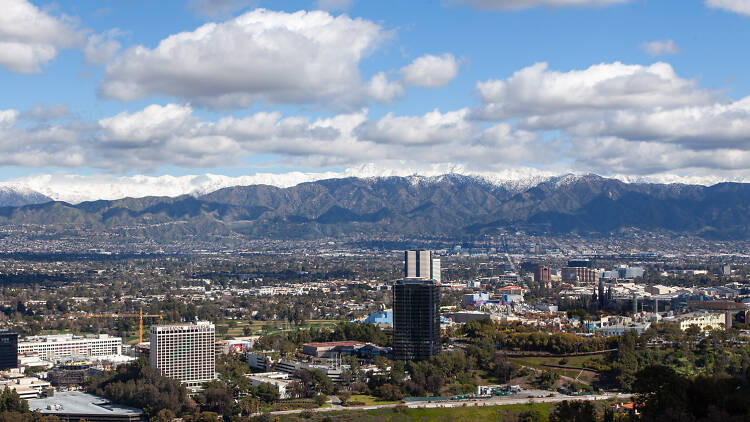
(0, 331, 17, 370)
(562, 267, 599, 284)
(533, 265, 551, 284)
(247, 372, 294, 399)
(18, 334, 121, 362)
(393, 279, 440, 361)
(404, 250, 440, 282)
(150, 321, 215, 387)
(568, 260, 592, 268)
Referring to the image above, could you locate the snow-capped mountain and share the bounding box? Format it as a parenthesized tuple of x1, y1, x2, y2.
(0, 165, 559, 204)
(0, 165, 745, 204)
(0, 186, 52, 208)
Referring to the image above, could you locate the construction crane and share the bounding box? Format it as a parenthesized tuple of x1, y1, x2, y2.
(63, 308, 164, 343)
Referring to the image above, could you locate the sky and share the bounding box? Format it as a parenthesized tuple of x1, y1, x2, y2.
(3, 0, 750, 200)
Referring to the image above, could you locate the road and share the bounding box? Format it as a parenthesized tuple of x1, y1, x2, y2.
(264, 392, 632, 416)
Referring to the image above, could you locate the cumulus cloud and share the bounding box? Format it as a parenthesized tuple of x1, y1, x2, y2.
(452, 0, 630, 10)
(84, 30, 123, 65)
(19, 104, 70, 121)
(560, 97, 750, 151)
(474, 61, 715, 119)
(0, 0, 84, 73)
(0, 107, 84, 168)
(99, 9, 387, 109)
(571, 136, 750, 177)
(0, 101, 552, 174)
(641, 39, 680, 57)
(400, 54, 459, 88)
(356, 109, 472, 145)
(364, 72, 405, 102)
(706, 0, 750, 16)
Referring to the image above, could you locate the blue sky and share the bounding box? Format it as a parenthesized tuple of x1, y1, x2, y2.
(3, 0, 750, 197)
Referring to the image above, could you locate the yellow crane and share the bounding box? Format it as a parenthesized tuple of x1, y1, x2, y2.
(63, 308, 164, 343)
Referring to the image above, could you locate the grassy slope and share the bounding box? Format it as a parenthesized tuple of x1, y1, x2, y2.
(278, 402, 556, 422)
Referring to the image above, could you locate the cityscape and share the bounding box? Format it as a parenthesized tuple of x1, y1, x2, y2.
(0, 243, 746, 421)
(3, 0, 750, 421)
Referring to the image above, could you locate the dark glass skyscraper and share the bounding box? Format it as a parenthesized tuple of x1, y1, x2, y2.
(0, 331, 18, 370)
(393, 279, 440, 361)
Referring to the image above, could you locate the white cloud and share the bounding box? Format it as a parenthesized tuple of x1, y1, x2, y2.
(571, 136, 750, 176)
(84, 30, 122, 65)
(452, 0, 630, 10)
(0, 110, 20, 128)
(706, 0, 750, 16)
(99, 9, 387, 109)
(641, 39, 680, 57)
(475, 61, 715, 119)
(364, 72, 405, 102)
(0, 108, 84, 168)
(19, 104, 70, 121)
(187, 0, 256, 18)
(0, 100, 552, 174)
(0, 0, 84, 73)
(99, 104, 197, 146)
(317, 0, 354, 11)
(562, 96, 750, 150)
(400, 54, 459, 88)
(356, 109, 473, 145)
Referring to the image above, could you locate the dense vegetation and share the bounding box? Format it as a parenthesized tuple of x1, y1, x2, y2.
(87, 359, 196, 418)
(461, 319, 618, 354)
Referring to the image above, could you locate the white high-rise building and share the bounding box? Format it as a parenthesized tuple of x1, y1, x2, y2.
(404, 250, 440, 282)
(150, 321, 216, 387)
(18, 334, 121, 362)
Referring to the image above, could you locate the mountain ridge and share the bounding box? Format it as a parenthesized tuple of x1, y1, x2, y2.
(0, 174, 747, 241)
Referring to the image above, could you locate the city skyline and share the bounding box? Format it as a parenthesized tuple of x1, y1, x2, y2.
(3, 0, 750, 200)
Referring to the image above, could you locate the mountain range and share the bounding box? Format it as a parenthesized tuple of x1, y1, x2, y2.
(1, 174, 750, 240)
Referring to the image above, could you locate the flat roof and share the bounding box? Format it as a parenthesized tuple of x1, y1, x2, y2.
(28, 391, 143, 416)
(303, 341, 364, 348)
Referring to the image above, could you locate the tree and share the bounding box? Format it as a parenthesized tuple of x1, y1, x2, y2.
(0, 387, 29, 413)
(151, 409, 176, 422)
(549, 400, 597, 422)
(310, 369, 334, 395)
(631, 365, 690, 421)
(197, 383, 235, 417)
(337, 391, 351, 405)
(313, 394, 328, 407)
(376, 383, 403, 401)
(86, 358, 196, 418)
(251, 382, 281, 403)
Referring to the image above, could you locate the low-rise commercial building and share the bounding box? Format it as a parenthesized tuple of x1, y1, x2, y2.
(246, 372, 294, 399)
(18, 334, 122, 362)
(672, 312, 726, 331)
(28, 391, 145, 422)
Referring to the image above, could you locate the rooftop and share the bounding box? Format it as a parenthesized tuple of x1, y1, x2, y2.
(303, 341, 364, 348)
(28, 391, 144, 417)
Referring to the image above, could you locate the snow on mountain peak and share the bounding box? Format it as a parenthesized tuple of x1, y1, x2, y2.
(0, 165, 743, 204)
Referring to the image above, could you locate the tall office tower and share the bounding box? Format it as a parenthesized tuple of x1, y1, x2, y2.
(533, 265, 551, 283)
(404, 250, 440, 282)
(393, 279, 440, 361)
(150, 321, 216, 387)
(0, 331, 17, 370)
